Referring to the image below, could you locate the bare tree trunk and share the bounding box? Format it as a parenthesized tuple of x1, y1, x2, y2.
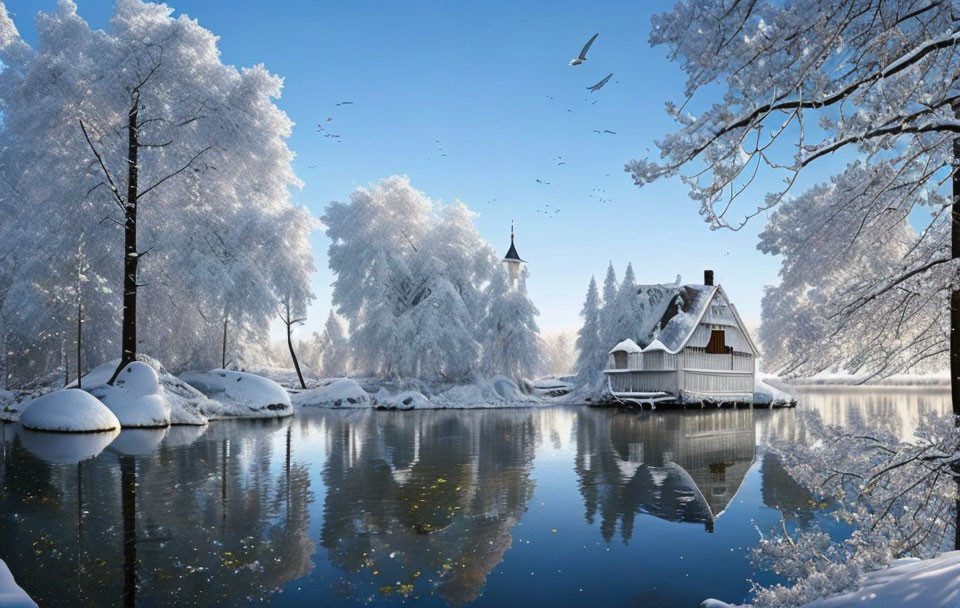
(221, 316, 228, 369)
(285, 296, 306, 389)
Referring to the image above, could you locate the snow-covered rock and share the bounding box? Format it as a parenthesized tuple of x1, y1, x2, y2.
(77, 358, 208, 426)
(0, 560, 36, 608)
(376, 389, 430, 410)
(293, 378, 373, 408)
(18, 427, 118, 463)
(179, 369, 293, 418)
(18, 389, 121, 433)
(88, 362, 171, 428)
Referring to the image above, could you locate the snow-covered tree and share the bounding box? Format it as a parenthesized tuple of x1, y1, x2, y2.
(758, 163, 945, 379)
(543, 332, 574, 377)
(480, 266, 542, 380)
(630, 0, 960, 410)
(0, 0, 314, 383)
(323, 176, 501, 381)
(320, 311, 349, 377)
(574, 276, 604, 383)
(598, 263, 620, 351)
(751, 410, 960, 607)
(611, 263, 643, 345)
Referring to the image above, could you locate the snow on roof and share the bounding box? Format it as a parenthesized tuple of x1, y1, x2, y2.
(632, 283, 717, 353)
(641, 338, 668, 353)
(609, 338, 642, 354)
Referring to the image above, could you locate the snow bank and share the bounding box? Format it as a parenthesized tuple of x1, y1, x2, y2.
(78, 358, 207, 426)
(18, 389, 121, 432)
(89, 362, 171, 428)
(18, 427, 118, 463)
(294, 378, 373, 408)
(754, 374, 795, 406)
(701, 551, 960, 608)
(179, 369, 293, 418)
(294, 375, 546, 410)
(0, 560, 36, 608)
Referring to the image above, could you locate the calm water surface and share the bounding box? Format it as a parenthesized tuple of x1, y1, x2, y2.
(0, 388, 949, 607)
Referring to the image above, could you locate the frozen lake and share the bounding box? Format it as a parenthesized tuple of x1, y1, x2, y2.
(0, 387, 950, 607)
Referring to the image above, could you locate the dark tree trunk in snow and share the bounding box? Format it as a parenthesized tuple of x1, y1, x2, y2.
(221, 316, 228, 369)
(283, 295, 307, 389)
(113, 99, 141, 384)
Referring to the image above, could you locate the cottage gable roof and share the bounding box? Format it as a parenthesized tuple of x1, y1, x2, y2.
(631, 282, 758, 355)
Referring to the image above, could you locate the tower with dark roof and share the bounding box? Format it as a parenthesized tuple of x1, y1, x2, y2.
(502, 222, 524, 286)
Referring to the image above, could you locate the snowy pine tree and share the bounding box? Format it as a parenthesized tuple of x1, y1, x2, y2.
(574, 276, 604, 383)
(598, 263, 620, 352)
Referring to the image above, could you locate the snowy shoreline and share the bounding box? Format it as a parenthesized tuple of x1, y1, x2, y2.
(702, 550, 960, 608)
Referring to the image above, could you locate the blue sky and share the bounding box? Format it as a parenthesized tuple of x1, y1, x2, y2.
(5, 0, 793, 336)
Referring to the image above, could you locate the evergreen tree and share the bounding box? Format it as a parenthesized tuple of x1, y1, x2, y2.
(574, 276, 604, 382)
(598, 263, 619, 351)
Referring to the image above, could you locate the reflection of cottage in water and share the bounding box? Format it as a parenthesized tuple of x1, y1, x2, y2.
(576, 409, 755, 540)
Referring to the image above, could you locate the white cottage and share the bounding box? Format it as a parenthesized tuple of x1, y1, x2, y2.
(603, 270, 759, 405)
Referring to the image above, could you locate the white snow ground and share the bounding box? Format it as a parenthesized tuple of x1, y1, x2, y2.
(702, 551, 960, 607)
(18, 389, 120, 432)
(0, 560, 36, 608)
(179, 369, 293, 418)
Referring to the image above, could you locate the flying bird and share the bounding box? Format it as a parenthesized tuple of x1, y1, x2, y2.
(335, 101, 354, 106)
(586, 73, 613, 92)
(593, 129, 617, 135)
(569, 33, 599, 66)
(536, 179, 551, 185)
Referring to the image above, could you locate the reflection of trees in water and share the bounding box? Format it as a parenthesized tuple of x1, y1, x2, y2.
(760, 453, 821, 526)
(319, 409, 537, 606)
(574, 410, 756, 542)
(0, 419, 315, 607)
(758, 388, 951, 446)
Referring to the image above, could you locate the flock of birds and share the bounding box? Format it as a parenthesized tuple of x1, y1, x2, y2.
(310, 33, 620, 220)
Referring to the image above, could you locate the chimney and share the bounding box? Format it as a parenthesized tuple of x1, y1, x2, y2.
(704, 270, 714, 286)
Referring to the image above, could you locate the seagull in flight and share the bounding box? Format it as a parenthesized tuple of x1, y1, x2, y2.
(569, 33, 598, 66)
(587, 73, 613, 92)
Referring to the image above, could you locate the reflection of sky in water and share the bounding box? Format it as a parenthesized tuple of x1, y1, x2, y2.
(0, 388, 947, 607)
